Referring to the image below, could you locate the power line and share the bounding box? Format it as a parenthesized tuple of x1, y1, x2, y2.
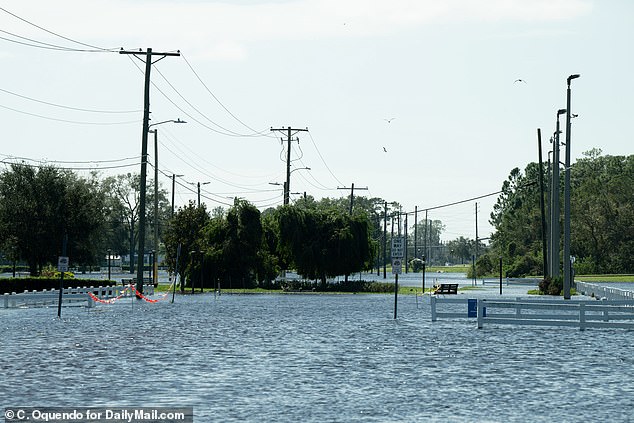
(0, 159, 139, 171)
(307, 131, 344, 187)
(0, 153, 140, 165)
(0, 6, 118, 52)
(0, 87, 141, 114)
(126, 55, 270, 139)
(181, 53, 274, 138)
(0, 103, 140, 125)
(153, 65, 264, 138)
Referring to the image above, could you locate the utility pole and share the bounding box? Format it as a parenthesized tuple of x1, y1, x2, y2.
(414, 206, 418, 259)
(197, 182, 210, 207)
(383, 201, 388, 279)
(337, 183, 368, 214)
(337, 183, 368, 282)
(475, 202, 479, 281)
(270, 127, 308, 205)
(119, 47, 180, 296)
(423, 210, 428, 264)
(404, 213, 408, 273)
(171, 174, 184, 218)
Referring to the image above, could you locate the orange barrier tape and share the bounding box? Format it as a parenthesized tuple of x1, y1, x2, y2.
(87, 286, 132, 304)
(89, 281, 175, 305)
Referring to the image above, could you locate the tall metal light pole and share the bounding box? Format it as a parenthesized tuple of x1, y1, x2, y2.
(149, 119, 185, 287)
(550, 108, 567, 278)
(563, 74, 580, 299)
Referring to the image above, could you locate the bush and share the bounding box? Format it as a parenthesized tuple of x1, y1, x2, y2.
(539, 276, 563, 296)
(410, 258, 424, 273)
(280, 279, 394, 293)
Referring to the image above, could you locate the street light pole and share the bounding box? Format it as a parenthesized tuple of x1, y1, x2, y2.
(148, 119, 185, 288)
(564, 74, 580, 299)
(550, 108, 567, 279)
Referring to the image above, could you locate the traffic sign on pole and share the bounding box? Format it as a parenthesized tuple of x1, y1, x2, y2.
(391, 237, 404, 258)
(57, 256, 69, 272)
(392, 258, 402, 275)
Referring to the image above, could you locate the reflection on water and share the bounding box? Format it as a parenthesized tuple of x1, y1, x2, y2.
(2, 293, 634, 422)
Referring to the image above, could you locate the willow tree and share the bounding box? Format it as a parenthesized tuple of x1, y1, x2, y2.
(277, 205, 371, 284)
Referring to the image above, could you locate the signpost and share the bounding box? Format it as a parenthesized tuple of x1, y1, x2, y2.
(392, 237, 404, 319)
(57, 234, 68, 318)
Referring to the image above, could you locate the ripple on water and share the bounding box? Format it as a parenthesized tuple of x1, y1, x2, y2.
(1, 293, 634, 422)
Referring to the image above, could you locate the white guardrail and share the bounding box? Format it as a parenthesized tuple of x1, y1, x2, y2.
(430, 296, 634, 330)
(2, 284, 155, 309)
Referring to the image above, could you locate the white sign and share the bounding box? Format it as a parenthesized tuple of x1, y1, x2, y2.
(392, 258, 402, 275)
(391, 237, 404, 258)
(58, 256, 69, 272)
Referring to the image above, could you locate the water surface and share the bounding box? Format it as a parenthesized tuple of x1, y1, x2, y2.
(2, 293, 633, 422)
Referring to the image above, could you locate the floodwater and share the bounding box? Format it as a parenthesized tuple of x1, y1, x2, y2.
(2, 288, 634, 423)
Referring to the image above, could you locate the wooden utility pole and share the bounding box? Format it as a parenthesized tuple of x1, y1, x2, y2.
(270, 127, 308, 204)
(337, 183, 368, 282)
(337, 183, 368, 214)
(119, 48, 180, 296)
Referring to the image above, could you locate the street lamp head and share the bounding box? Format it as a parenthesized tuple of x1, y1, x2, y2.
(567, 74, 581, 84)
(557, 109, 567, 116)
(148, 118, 187, 129)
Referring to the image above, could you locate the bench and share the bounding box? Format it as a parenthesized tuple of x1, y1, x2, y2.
(433, 283, 459, 295)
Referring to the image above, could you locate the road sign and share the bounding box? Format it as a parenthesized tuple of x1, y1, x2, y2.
(391, 237, 404, 258)
(57, 256, 69, 272)
(392, 258, 402, 275)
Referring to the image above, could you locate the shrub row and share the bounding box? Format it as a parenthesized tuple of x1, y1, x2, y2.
(280, 279, 394, 293)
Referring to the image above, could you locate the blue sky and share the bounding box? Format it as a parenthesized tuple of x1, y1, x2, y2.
(1, 0, 632, 241)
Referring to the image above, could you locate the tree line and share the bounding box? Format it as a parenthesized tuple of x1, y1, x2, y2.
(0, 162, 486, 284)
(12, 147, 628, 285)
(482, 148, 634, 277)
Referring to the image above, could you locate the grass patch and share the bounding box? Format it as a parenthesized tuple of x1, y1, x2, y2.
(528, 288, 578, 296)
(576, 275, 634, 283)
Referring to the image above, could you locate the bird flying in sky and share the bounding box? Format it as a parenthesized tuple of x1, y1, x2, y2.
(514, 79, 527, 84)
(384, 118, 396, 123)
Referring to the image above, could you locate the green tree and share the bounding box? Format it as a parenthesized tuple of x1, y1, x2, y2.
(163, 201, 210, 290)
(0, 164, 107, 275)
(488, 164, 544, 277)
(572, 150, 634, 273)
(102, 173, 140, 273)
(277, 205, 371, 284)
